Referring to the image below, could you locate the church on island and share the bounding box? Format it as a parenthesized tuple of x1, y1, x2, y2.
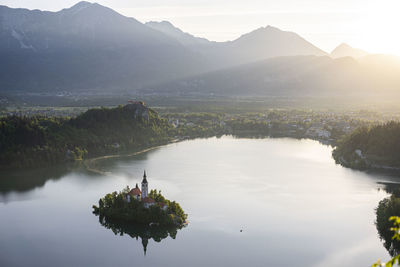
(125, 171, 167, 210)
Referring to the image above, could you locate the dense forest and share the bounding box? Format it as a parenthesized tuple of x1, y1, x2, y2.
(0, 103, 173, 169)
(333, 121, 400, 169)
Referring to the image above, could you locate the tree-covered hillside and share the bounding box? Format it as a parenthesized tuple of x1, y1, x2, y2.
(333, 121, 400, 169)
(0, 103, 172, 169)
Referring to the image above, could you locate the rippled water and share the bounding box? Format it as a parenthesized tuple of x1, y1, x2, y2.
(0, 137, 396, 266)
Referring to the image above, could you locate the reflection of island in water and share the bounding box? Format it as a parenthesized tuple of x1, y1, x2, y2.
(97, 215, 182, 255)
(376, 182, 400, 256)
(93, 172, 187, 255)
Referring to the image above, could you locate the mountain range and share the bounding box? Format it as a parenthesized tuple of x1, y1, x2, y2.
(1, 1, 398, 100)
(146, 21, 327, 66)
(0, 2, 208, 92)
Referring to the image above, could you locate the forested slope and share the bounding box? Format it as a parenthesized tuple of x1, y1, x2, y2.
(0, 103, 172, 169)
(333, 121, 400, 169)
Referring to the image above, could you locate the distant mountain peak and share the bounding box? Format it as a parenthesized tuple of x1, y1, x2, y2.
(153, 20, 174, 27)
(146, 20, 179, 31)
(335, 43, 353, 50)
(263, 25, 278, 30)
(68, 1, 94, 11)
(331, 43, 368, 58)
(247, 25, 280, 34)
(146, 20, 211, 46)
(60, 1, 130, 23)
(65, 1, 115, 15)
(236, 25, 297, 42)
(72, 1, 93, 7)
(218, 25, 328, 62)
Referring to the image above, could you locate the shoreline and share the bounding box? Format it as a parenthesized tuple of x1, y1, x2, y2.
(83, 139, 181, 175)
(334, 155, 400, 172)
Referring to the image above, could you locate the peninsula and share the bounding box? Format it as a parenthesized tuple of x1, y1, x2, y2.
(333, 121, 400, 170)
(0, 102, 173, 170)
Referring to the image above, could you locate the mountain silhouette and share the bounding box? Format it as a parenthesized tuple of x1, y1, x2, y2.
(0, 2, 330, 93)
(331, 43, 368, 59)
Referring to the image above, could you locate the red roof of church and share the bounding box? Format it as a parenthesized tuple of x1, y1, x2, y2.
(142, 197, 155, 203)
(129, 188, 141, 196)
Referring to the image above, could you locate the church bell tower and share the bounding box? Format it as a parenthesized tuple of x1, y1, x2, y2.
(141, 170, 148, 199)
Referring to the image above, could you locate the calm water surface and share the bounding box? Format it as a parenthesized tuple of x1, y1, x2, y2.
(0, 137, 397, 266)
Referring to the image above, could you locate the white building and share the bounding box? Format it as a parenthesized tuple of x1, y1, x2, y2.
(125, 171, 160, 209)
(141, 171, 148, 199)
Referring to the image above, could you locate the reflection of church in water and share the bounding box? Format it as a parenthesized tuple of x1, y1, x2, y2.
(138, 231, 149, 256)
(128, 228, 150, 256)
(98, 171, 179, 256)
(111, 217, 179, 256)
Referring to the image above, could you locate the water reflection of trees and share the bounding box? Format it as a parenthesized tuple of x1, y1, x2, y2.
(0, 164, 73, 194)
(97, 214, 182, 255)
(376, 183, 400, 256)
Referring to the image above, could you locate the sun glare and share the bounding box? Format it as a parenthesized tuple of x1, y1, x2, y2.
(358, 0, 400, 55)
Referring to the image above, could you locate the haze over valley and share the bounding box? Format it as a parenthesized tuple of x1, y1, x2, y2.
(1, 1, 399, 108)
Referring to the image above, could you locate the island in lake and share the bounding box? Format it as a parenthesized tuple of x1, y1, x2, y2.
(93, 171, 187, 227)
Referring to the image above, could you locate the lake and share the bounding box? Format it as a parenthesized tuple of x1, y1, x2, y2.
(0, 136, 396, 266)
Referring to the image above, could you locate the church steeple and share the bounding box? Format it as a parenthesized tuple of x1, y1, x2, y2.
(142, 170, 148, 184)
(141, 170, 148, 198)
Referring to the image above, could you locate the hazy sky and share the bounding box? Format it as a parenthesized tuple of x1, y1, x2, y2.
(1, 0, 400, 55)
